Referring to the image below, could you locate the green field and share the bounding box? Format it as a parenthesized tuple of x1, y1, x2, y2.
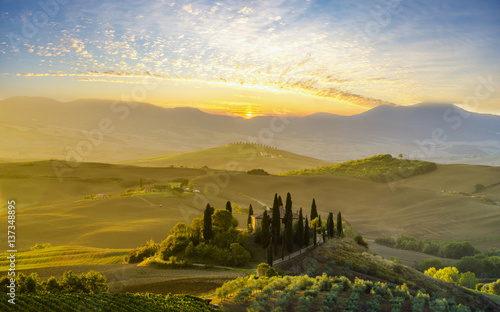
(0, 246, 130, 271)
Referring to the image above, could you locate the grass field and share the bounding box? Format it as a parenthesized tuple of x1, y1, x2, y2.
(0, 245, 130, 271)
(1, 158, 499, 256)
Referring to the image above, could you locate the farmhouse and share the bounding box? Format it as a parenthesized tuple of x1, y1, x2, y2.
(251, 207, 299, 232)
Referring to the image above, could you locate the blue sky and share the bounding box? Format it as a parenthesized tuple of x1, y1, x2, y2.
(1, 0, 499, 116)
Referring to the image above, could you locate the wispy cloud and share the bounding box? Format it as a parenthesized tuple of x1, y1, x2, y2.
(1, 0, 499, 111)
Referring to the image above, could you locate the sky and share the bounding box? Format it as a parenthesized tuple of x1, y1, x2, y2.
(1, 0, 500, 117)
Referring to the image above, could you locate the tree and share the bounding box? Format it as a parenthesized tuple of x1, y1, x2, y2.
(459, 272, 479, 289)
(337, 211, 343, 236)
(398, 153, 403, 159)
(286, 214, 293, 254)
(188, 181, 194, 192)
(212, 209, 238, 249)
(261, 210, 270, 248)
(284, 192, 292, 224)
(327, 212, 335, 238)
(318, 215, 322, 231)
(267, 238, 273, 266)
(247, 204, 254, 231)
(271, 193, 281, 255)
(203, 204, 213, 244)
(296, 208, 304, 247)
(226, 200, 232, 213)
(304, 217, 310, 246)
(278, 195, 283, 208)
(313, 226, 317, 246)
(139, 178, 143, 188)
(189, 217, 203, 246)
(311, 199, 318, 221)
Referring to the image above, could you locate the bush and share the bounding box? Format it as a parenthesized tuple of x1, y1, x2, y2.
(247, 169, 270, 175)
(355, 235, 368, 248)
(125, 239, 159, 263)
(30, 243, 52, 251)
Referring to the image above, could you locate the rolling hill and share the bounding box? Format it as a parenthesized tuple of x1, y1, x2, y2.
(120, 143, 332, 174)
(1, 159, 499, 251)
(1, 97, 500, 165)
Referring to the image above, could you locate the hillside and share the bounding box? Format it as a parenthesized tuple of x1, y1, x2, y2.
(1, 160, 499, 251)
(215, 237, 500, 311)
(280, 154, 437, 182)
(120, 143, 332, 174)
(1, 97, 500, 165)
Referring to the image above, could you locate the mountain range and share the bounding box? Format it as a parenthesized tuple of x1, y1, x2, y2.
(1, 96, 499, 165)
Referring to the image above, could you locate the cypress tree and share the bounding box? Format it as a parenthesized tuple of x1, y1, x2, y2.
(203, 204, 213, 244)
(337, 211, 343, 237)
(278, 195, 283, 208)
(318, 215, 322, 231)
(313, 226, 317, 246)
(271, 193, 281, 254)
(225, 200, 232, 213)
(286, 214, 294, 254)
(247, 204, 254, 231)
(328, 212, 335, 238)
(281, 229, 285, 260)
(284, 192, 292, 224)
(304, 217, 310, 246)
(261, 210, 270, 248)
(268, 237, 273, 266)
(322, 230, 326, 243)
(311, 199, 318, 221)
(296, 208, 304, 247)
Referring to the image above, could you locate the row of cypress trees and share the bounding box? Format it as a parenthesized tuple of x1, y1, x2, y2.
(249, 193, 344, 265)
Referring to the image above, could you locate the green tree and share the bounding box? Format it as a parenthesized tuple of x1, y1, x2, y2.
(284, 192, 292, 224)
(304, 217, 310, 246)
(310, 198, 318, 220)
(327, 212, 334, 238)
(212, 209, 238, 249)
(247, 204, 254, 231)
(278, 195, 283, 208)
(285, 214, 294, 254)
(337, 211, 343, 236)
(313, 226, 317, 246)
(226, 200, 232, 213)
(139, 178, 143, 188)
(203, 204, 213, 244)
(267, 238, 273, 267)
(272, 193, 281, 255)
(458, 272, 479, 289)
(189, 217, 203, 246)
(261, 210, 271, 248)
(188, 181, 194, 192)
(296, 208, 304, 247)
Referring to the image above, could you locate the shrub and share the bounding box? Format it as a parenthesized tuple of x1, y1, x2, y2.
(355, 235, 368, 248)
(125, 239, 159, 263)
(247, 169, 270, 175)
(30, 243, 52, 251)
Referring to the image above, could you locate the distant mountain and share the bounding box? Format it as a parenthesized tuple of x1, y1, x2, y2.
(1, 96, 499, 165)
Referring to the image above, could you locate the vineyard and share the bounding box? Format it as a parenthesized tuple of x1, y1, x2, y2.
(215, 273, 478, 312)
(0, 293, 218, 312)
